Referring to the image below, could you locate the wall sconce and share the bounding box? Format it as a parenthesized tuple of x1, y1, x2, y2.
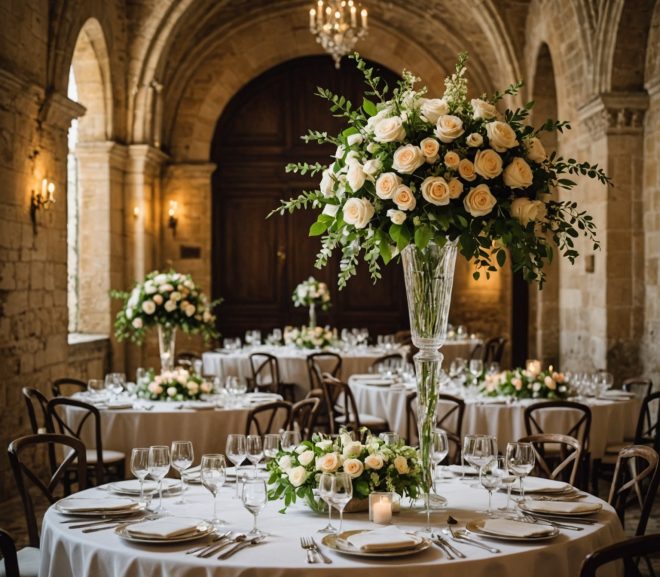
(133, 206, 141, 220)
(168, 200, 178, 237)
(31, 178, 55, 232)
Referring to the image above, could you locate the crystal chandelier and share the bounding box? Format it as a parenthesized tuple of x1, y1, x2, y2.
(309, 1, 368, 69)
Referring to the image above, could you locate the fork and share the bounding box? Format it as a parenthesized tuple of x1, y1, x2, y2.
(445, 527, 501, 553)
(300, 537, 317, 564)
(311, 538, 332, 564)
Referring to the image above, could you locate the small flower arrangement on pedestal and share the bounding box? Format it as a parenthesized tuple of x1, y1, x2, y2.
(267, 430, 422, 513)
(292, 276, 331, 328)
(136, 367, 213, 402)
(481, 367, 570, 400)
(284, 325, 335, 350)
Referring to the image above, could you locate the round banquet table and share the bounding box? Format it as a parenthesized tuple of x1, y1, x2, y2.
(39, 477, 624, 577)
(348, 378, 640, 458)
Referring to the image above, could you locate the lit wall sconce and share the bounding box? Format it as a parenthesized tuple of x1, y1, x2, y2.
(168, 200, 178, 237)
(30, 178, 56, 232)
(133, 206, 141, 220)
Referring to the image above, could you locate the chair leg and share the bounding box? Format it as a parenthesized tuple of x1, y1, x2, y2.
(591, 459, 601, 497)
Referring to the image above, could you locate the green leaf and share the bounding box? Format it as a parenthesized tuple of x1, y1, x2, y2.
(309, 221, 328, 236)
(496, 249, 506, 268)
(362, 97, 378, 117)
(379, 240, 392, 264)
(414, 225, 433, 250)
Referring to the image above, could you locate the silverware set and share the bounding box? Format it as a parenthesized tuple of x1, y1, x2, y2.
(186, 532, 266, 559)
(300, 537, 332, 564)
(442, 526, 501, 554)
(431, 533, 465, 559)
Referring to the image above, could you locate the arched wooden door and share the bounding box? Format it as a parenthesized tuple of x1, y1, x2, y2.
(211, 56, 406, 338)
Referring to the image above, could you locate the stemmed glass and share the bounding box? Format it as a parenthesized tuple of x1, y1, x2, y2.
(242, 478, 268, 537)
(317, 473, 337, 534)
(246, 435, 264, 474)
(171, 440, 194, 503)
(147, 445, 171, 513)
(226, 434, 247, 498)
(379, 432, 400, 445)
(498, 455, 517, 512)
(480, 456, 504, 516)
(105, 373, 124, 399)
(130, 447, 150, 504)
(464, 435, 497, 501)
(280, 430, 301, 452)
(330, 472, 352, 533)
(263, 434, 280, 462)
(506, 442, 535, 502)
(461, 434, 482, 482)
(201, 453, 227, 528)
(431, 429, 449, 485)
(469, 359, 483, 384)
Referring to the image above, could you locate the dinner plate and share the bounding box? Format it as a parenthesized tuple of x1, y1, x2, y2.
(114, 519, 213, 544)
(519, 501, 602, 517)
(108, 478, 179, 495)
(466, 519, 559, 541)
(510, 477, 570, 494)
(183, 401, 215, 410)
(54, 497, 143, 517)
(322, 530, 431, 558)
(447, 465, 479, 476)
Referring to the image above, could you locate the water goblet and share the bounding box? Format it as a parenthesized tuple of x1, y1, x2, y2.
(226, 434, 247, 498)
(242, 478, 268, 537)
(506, 442, 535, 502)
(263, 434, 280, 462)
(147, 445, 171, 513)
(330, 472, 353, 533)
(469, 359, 483, 384)
(246, 435, 264, 474)
(497, 455, 517, 512)
(87, 379, 105, 398)
(378, 432, 400, 446)
(130, 447, 150, 504)
(317, 473, 337, 534)
(171, 440, 194, 503)
(280, 430, 301, 452)
(480, 456, 504, 516)
(431, 429, 449, 480)
(461, 434, 482, 482)
(201, 453, 227, 527)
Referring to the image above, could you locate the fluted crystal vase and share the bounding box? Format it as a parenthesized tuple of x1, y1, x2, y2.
(401, 240, 458, 522)
(157, 325, 177, 373)
(308, 303, 317, 328)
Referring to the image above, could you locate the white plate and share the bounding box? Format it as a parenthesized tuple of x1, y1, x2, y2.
(519, 501, 602, 517)
(55, 497, 142, 517)
(447, 465, 479, 476)
(322, 530, 431, 558)
(108, 478, 179, 495)
(183, 401, 215, 410)
(115, 519, 213, 544)
(511, 477, 570, 494)
(466, 519, 559, 542)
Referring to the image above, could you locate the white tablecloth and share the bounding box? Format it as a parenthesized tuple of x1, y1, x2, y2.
(349, 380, 640, 459)
(40, 478, 623, 577)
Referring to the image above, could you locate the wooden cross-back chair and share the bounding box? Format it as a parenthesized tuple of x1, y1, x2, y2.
(289, 397, 321, 440)
(245, 401, 292, 436)
(0, 529, 20, 577)
(622, 378, 654, 399)
(518, 433, 582, 486)
(51, 377, 87, 398)
(22, 387, 50, 435)
(307, 352, 342, 391)
(249, 353, 296, 402)
(370, 353, 405, 373)
(580, 534, 660, 577)
(0, 527, 40, 577)
(406, 391, 465, 443)
(8, 433, 88, 548)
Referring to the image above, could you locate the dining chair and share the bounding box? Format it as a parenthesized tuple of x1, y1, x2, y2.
(0, 528, 39, 577)
(517, 433, 582, 486)
(50, 377, 87, 397)
(406, 392, 464, 459)
(369, 352, 405, 373)
(306, 352, 342, 391)
(248, 352, 296, 401)
(608, 445, 659, 536)
(289, 397, 321, 440)
(8, 433, 88, 547)
(394, 330, 412, 347)
(175, 351, 201, 369)
(21, 387, 51, 434)
(579, 533, 660, 577)
(622, 378, 654, 399)
(321, 374, 389, 435)
(305, 388, 332, 434)
(245, 401, 293, 436)
(47, 398, 125, 485)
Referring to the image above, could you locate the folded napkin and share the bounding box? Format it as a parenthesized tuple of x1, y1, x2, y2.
(111, 480, 158, 493)
(106, 401, 134, 410)
(448, 464, 478, 476)
(599, 390, 635, 399)
(127, 517, 203, 539)
(524, 500, 601, 514)
(519, 477, 569, 493)
(480, 518, 555, 538)
(350, 374, 379, 381)
(59, 497, 135, 512)
(366, 379, 395, 387)
(183, 401, 214, 410)
(346, 526, 419, 552)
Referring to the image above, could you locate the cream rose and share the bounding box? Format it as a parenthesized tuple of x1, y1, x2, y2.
(153, 294, 163, 305)
(503, 157, 533, 189)
(317, 452, 340, 473)
(420, 98, 449, 123)
(458, 158, 477, 182)
(315, 439, 333, 451)
(544, 376, 557, 390)
(444, 151, 460, 169)
(320, 169, 335, 197)
(347, 133, 363, 146)
(526, 137, 547, 163)
(288, 466, 309, 487)
(435, 115, 465, 143)
(419, 137, 440, 161)
(485, 121, 519, 152)
(346, 162, 367, 191)
(298, 450, 315, 467)
(343, 458, 364, 479)
(463, 183, 497, 217)
(164, 300, 177, 312)
(132, 318, 143, 329)
(343, 198, 375, 229)
(375, 172, 402, 200)
(393, 185, 417, 211)
(421, 176, 451, 206)
(466, 133, 484, 147)
(186, 381, 199, 395)
(473, 149, 503, 180)
(142, 300, 156, 315)
(373, 116, 406, 143)
(448, 178, 464, 199)
(393, 455, 410, 475)
(363, 158, 382, 176)
(278, 455, 293, 471)
(510, 197, 547, 226)
(386, 208, 407, 225)
(471, 98, 498, 120)
(167, 386, 177, 398)
(392, 144, 425, 174)
(342, 441, 363, 458)
(364, 454, 384, 470)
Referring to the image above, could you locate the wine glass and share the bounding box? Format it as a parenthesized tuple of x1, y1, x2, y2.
(201, 453, 227, 527)
(498, 455, 517, 512)
(330, 472, 352, 533)
(87, 379, 105, 398)
(469, 359, 483, 384)
(246, 435, 264, 474)
(263, 434, 280, 462)
(147, 445, 171, 513)
(242, 478, 268, 537)
(506, 442, 536, 502)
(136, 368, 148, 386)
(280, 430, 301, 452)
(317, 473, 337, 534)
(461, 434, 482, 482)
(130, 447, 150, 504)
(104, 373, 123, 399)
(226, 434, 247, 498)
(431, 429, 449, 480)
(480, 455, 504, 516)
(171, 440, 194, 504)
(378, 432, 400, 446)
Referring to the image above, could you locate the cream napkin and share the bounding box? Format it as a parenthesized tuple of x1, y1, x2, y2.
(346, 526, 419, 552)
(127, 517, 203, 539)
(480, 518, 555, 538)
(524, 500, 601, 514)
(59, 497, 136, 512)
(520, 477, 569, 493)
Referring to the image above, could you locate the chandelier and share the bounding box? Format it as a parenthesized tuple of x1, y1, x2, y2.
(309, 1, 368, 69)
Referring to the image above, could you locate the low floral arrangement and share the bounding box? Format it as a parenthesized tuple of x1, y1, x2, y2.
(112, 270, 220, 344)
(292, 276, 332, 310)
(284, 325, 335, 349)
(481, 367, 570, 400)
(267, 430, 422, 513)
(136, 367, 213, 401)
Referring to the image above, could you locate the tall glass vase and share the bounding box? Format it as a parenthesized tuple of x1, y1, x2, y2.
(308, 303, 317, 328)
(401, 240, 458, 523)
(157, 325, 177, 373)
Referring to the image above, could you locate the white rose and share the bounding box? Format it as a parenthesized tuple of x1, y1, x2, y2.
(132, 318, 143, 329)
(373, 116, 406, 143)
(167, 386, 177, 398)
(345, 150, 360, 166)
(419, 137, 440, 162)
(343, 458, 364, 479)
(393, 185, 417, 211)
(510, 197, 546, 226)
(435, 115, 465, 143)
(473, 149, 503, 179)
(295, 444, 307, 454)
(170, 291, 182, 301)
(319, 169, 335, 197)
(533, 382, 542, 392)
(463, 184, 497, 217)
(334, 145, 345, 159)
(347, 133, 363, 146)
(525, 137, 547, 163)
(298, 450, 315, 467)
(364, 454, 384, 470)
(458, 158, 477, 182)
(375, 172, 402, 200)
(503, 157, 534, 189)
(278, 455, 293, 471)
(343, 198, 375, 229)
(366, 142, 379, 154)
(363, 158, 382, 176)
(485, 121, 519, 152)
(343, 441, 363, 458)
(322, 204, 339, 218)
(466, 133, 484, 147)
(393, 455, 410, 475)
(420, 98, 449, 123)
(387, 209, 407, 225)
(142, 300, 156, 315)
(186, 382, 199, 395)
(346, 162, 367, 192)
(144, 282, 157, 295)
(164, 300, 177, 312)
(153, 274, 167, 285)
(126, 308, 134, 320)
(159, 283, 174, 293)
(421, 176, 451, 206)
(392, 144, 425, 174)
(471, 98, 498, 120)
(315, 440, 333, 451)
(317, 452, 340, 473)
(288, 466, 309, 487)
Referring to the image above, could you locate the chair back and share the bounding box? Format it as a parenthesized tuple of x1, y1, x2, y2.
(249, 353, 280, 393)
(175, 351, 201, 369)
(321, 374, 361, 434)
(8, 433, 87, 547)
(245, 401, 292, 436)
(579, 533, 660, 577)
(634, 391, 660, 450)
(306, 389, 331, 434)
(22, 387, 51, 434)
(608, 445, 660, 536)
(307, 352, 342, 390)
(289, 397, 321, 440)
(518, 433, 582, 486)
(524, 400, 592, 451)
(51, 377, 87, 398)
(623, 378, 653, 399)
(370, 353, 404, 373)
(406, 392, 465, 447)
(483, 336, 507, 365)
(0, 529, 20, 577)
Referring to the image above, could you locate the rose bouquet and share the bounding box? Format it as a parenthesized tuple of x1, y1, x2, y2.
(292, 276, 332, 309)
(136, 367, 213, 401)
(284, 325, 335, 350)
(112, 270, 220, 344)
(267, 430, 422, 513)
(481, 367, 571, 400)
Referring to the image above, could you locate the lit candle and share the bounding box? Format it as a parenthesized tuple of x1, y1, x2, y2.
(361, 8, 368, 28)
(350, 5, 356, 26)
(309, 8, 316, 29)
(41, 178, 48, 199)
(47, 181, 55, 202)
(372, 497, 392, 524)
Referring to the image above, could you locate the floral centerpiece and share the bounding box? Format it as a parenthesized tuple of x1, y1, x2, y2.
(136, 367, 213, 402)
(284, 325, 334, 350)
(292, 276, 331, 328)
(267, 430, 422, 513)
(112, 270, 220, 372)
(481, 368, 571, 400)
